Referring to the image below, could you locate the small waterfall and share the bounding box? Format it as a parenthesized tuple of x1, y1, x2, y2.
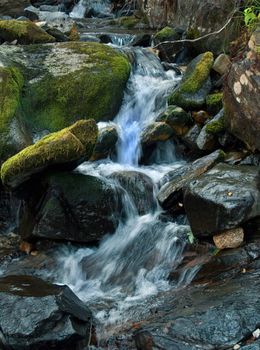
(116, 48, 179, 165)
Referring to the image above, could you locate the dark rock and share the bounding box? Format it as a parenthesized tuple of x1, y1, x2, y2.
(156, 105, 193, 136)
(46, 27, 68, 42)
(91, 124, 118, 161)
(23, 6, 40, 21)
(141, 122, 173, 147)
(158, 149, 225, 210)
(184, 163, 260, 236)
(168, 52, 213, 110)
(240, 154, 260, 166)
(110, 171, 155, 215)
(99, 34, 112, 44)
(132, 34, 151, 47)
(0, 275, 92, 350)
(196, 125, 218, 151)
(182, 124, 201, 151)
(0, 0, 31, 18)
(19, 172, 122, 243)
(0, 186, 20, 235)
(224, 29, 260, 151)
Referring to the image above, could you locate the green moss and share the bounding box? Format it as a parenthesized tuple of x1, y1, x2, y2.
(115, 16, 141, 29)
(21, 42, 131, 133)
(0, 66, 24, 161)
(0, 20, 55, 44)
(1, 119, 98, 187)
(154, 26, 178, 42)
(206, 92, 223, 115)
(205, 115, 225, 134)
(168, 52, 214, 109)
(186, 26, 201, 40)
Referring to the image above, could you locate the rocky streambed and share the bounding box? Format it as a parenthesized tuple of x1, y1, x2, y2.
(0, 1, 260, 349)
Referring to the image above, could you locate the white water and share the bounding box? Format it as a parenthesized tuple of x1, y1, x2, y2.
(70, 0, 112, 18)
(49, 48, 195, 334)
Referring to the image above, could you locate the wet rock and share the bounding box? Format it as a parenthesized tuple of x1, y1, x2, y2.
(0, 19, 55, 44)
(206, 92, 223, 115)
(110, 171, 155, 215)
(184, 163, 260, 237)
(1, 120, 98, 188)
(141, 122, 173, 147)
(223, 28, 260, 151)
(45, 27, 68, 42)
(168, 52, 214, 110)
(19, 172, 122, 243)
(0, 42, 130, 162)
(157, 105, 193, 136)
(91, 124, 118, 161)
(158, 149, 225, 210)
(192, 110, 209, 124)
(213, 228, 244, 250)
(0, 275, 92, 350)
(0, 0, 31, 18)
(240, 154, 260, 166)
(196, 124, 218, 151)
(0, 186, 20, 235)
(182, 124, 201, 150)
(154, 26, 181, 45)
(132, 34, 151, 47)
(213, 53, 231, 75)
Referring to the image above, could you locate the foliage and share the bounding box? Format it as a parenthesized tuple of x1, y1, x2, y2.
(243, 0, 260, 30)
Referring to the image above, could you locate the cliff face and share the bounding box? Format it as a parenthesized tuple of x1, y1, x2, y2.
(137, 0, 239, 30)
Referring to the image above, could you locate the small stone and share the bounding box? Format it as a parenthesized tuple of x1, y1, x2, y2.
(213, 54, 231, 75)
(253, 328, 260, 339)
(213, 228, 244, 249)
(233, 344, 240, 350)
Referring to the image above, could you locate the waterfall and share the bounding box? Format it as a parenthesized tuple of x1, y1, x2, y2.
(70, 0, 112, 18)
(45, 48, 195, 333)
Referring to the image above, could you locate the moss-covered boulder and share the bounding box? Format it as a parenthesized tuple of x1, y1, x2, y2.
(168, 52, 214, 110)
(21, 42, 131, 133)
(206, 92, 223, 115)
(0, 66, 31, 163)
(0, 20, 55, 44)
(141, 122, 173, 147)
(0, 42, 130, 163)
(157, 105, 193, 136)
(91, 124, 118, 161)
(1, 120, 98, 188)
(154, 26, 181, 44)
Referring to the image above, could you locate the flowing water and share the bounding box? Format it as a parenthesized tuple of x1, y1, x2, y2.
(70, 0, 112, 18)
(45, 48, 199, 340)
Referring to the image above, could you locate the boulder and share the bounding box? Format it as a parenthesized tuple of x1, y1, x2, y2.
(206, 92, 223, 115)
(158, 149, 225, 210)
(182, 124, 201, 151)
(184, 163, 260, 236)
(156, 105, 193, 136)
(168, 52, 214, 110)
(223, 29, 260, 151)
(213, 227, 244, 249)
(91, 124, 118, 161)
(0, 275, 92, 350)
(141, 122, 173, 147)
(0, 42, 130, 162)
(0, 20, 55, 44)
(19, 172, 122, 243)
(213, 54, 231, 75)
(154, 26, 181, 44)
(110, 171, 155, 215)
(0, 0, 31, 18)
(1, 120, 98, 188)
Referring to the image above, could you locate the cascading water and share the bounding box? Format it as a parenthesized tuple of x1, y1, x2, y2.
(70, 0, 112, 18)
(46, 48, 198, 337)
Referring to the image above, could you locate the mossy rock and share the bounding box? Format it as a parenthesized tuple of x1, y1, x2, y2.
(21, 42, 131, 133)
(157, 105, 193, 136)
(1, 119, 98, 188)
(0, 20, 55, 44)
(111, 16, 144, 29)
(141, 122, 173, 146)
(0, 66, 30, 163)
(91, 124, 118, 161)
(206, 92, 223, 115)
(168, 52, 214, 110)
(205, 110, 226, 135)
(154, 26, 180, 44)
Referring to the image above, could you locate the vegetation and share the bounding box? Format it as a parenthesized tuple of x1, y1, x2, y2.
(243, 0, 260, 30)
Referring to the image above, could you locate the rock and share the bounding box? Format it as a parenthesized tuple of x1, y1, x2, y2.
(39, 5, 60, 12)
(223, 28, 260, 151)
(0, 0, 31, 18)
(45, 27, 68, 42)
(206, 92, 223, 115)
(156, 105, 193, 136)
(110, 171, 155, 215)
(1, 120, 98, 188)
(240, 154, 260, 166)
(213, 54, 231, 75)
(205, 109, 226, 135)
(132, 34, 151, 47)
(182, 124, 201, 151)
(0, 20, 55, 44)
(184, 163, 260, 237)
(91, 124, 118, 161)
(0, 186, 20, 234)
(158, 149, 225, 210)
(192, 110, 209, 124)
(19, 172, 122, 243)
(141, 122, 173, 147)
(196, 125, 218, 151)
(23, 6, 40, 21)
(213, 228, 244, 249)
(0, 42, 130, 162)
(168, 52, 214, 110)
(0, 275, 92, 349)
(78, 0, 112, 18)
(154, 26, 181, 44)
